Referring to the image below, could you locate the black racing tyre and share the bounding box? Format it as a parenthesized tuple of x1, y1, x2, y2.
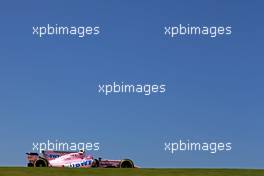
(120, 159, 134, 168)
(34, 159, 48, 167)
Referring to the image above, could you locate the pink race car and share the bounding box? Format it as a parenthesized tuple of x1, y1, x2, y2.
(26, 150, 135, 168)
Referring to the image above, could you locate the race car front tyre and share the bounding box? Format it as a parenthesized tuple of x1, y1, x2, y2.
(120, 159, 134, 168)
(34, 159, 48, 167)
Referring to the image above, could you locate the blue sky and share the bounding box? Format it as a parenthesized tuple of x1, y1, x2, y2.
(0, 0, 263, 168)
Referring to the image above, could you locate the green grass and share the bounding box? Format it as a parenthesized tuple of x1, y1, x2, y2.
(0, 168, 263, 176)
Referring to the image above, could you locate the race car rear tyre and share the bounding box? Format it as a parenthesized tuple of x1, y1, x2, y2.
(34, 159, 48, 167)
(120, 159, 134, 168)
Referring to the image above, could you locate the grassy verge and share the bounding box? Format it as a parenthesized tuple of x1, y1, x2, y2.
(0, 167, 263, 176)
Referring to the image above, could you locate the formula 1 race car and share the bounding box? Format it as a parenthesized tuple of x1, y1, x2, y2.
(26, 150, 135, 168)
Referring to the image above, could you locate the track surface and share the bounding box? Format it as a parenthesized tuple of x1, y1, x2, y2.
(0, 168, 263, 176)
